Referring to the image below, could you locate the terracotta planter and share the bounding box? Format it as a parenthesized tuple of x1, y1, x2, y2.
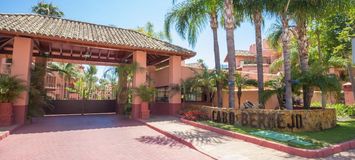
(0, 103, 13, 126)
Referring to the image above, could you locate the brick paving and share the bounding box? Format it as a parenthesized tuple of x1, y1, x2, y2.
(0, 114, 213, 160)
(145, 116, 355, 160)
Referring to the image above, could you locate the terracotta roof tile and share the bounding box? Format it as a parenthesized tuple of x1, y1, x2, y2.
(235, 50, 255, 56)
(0, 13, 195, 57)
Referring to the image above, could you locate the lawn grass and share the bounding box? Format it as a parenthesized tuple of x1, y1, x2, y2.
(200, 119, 355, 149)
(292, 119, 355, 144)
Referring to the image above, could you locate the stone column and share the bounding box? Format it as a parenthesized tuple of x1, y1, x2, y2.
(11, 37, 33, 125)
(132, 51, 149, 119)
(168, 55, 182, 115)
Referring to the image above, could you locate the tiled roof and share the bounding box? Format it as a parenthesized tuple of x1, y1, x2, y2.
(235, 50, 255, 56)
(0, 13, 195, 57)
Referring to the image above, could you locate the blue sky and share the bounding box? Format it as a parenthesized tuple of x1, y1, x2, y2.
(0, 0, 276, 78)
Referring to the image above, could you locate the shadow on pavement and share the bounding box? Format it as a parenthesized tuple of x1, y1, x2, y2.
(135, 135, 185, 148)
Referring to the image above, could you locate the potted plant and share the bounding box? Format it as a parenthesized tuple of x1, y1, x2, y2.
(134, 84, 155, 119)
(0, 74, 26, 126)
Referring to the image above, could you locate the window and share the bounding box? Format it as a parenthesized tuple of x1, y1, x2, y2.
(45, 75, 56, 88)
(182, 87, 203, 102)
(156, 86, 169, 102)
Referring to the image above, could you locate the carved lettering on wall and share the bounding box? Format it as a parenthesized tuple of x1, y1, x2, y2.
(210, 110, 304, 130)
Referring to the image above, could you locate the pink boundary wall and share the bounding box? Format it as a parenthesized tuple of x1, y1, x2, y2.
(180, 118, 355, 158)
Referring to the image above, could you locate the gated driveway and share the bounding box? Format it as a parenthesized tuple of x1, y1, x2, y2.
(0, 114, 212, 160)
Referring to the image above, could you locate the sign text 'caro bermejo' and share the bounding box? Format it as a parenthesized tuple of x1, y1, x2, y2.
(201, 106, 336, 132)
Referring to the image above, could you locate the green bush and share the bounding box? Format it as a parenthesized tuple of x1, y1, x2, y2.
(134, 85, 156, 102)
(0, 74, 26, 103)
(328, 103, 355, 118)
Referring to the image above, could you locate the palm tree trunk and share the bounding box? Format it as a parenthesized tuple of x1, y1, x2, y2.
(210, 13, 223, 108)
(281, 13, 293, 110)
(34, 57, 47, 93)
(253, 11, 264, 108)
(237, 87, 242, 109)
(316, 26, 322, 61)
(296, 20, 313, 108)
(224, 0, 236, 109)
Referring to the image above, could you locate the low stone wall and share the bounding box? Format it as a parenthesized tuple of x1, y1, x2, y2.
(196, 106, 337, 132)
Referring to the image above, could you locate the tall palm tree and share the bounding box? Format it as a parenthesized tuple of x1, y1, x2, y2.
(32, 1, 64, 17)
(267, 0, 293, 110)
(165, 0, 224, 108)
(288, 0, 328, 108)
(31, 1, 64, 102)
(47, 62, 78, 99)
(240, 0, 265, 107)
(224, 0, 237, 108)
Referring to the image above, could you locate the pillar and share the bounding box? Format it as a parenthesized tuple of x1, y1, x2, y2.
(132, 51, 149, 119)
(11, 37, 33, 125)
(343, 82, 354, 105)
(168, 56, 181, 115)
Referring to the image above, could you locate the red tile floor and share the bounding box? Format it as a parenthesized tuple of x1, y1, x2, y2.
(0, 114, 213, 160)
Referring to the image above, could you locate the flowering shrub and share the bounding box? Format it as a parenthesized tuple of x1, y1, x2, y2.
(183, 110, 209, 121)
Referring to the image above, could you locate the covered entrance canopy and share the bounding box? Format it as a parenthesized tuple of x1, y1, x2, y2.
(0, 14, 195, 124)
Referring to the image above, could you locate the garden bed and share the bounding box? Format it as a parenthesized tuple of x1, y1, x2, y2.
(180, 117, 355, 158)
(200, 119, 355, 149)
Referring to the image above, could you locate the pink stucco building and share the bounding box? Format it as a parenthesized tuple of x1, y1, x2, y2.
(226, 40, 279, 73)
(224, 40, 280, 82)
(0, 13, 203, 124)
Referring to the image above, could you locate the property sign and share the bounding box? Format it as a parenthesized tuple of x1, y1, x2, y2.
(197, 106, 336, 132)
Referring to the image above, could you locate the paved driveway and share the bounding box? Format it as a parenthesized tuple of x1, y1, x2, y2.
(0, 114, 213, 160)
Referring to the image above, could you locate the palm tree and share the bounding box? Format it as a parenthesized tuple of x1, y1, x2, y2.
(235, 73, 257, 108)
(47, 62, 78, 99)
(267, 0, 293, 110)
(240, 0, 265, 107)
(84, 65, 98, 99)
(224, 0, 237, 108)
(288, 0, 329, 109)
(32, 1, 64, 17)
(262, 75, 285, 109)
(298, 63, 341, 109)
(136, 22, 171, 42)
(165, 0, 224, 108)
(31, 1, 64, 107)
(185, 60, 218, 103)
(104, 63, 139, 105)
(67, 66, 99, 100)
